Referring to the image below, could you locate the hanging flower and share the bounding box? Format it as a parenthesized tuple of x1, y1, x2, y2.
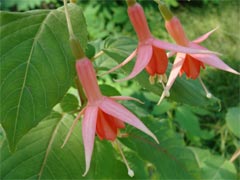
(158, 13, 240, 104)
(62, 57, 159, 176)
(102, 1, 216, 84)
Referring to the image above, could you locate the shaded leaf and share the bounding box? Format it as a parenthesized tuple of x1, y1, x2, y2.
(99, 84, 120, 96)
(120, 117, 201, 179)
(60, 93, 79, 113)
(175, 105, 214, 141)
(0, 4, 88, 151)
(226, 106, 240, 138)
(190, 147, 237, 180)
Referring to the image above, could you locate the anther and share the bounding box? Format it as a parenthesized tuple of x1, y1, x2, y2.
(149, 75, 156, 85)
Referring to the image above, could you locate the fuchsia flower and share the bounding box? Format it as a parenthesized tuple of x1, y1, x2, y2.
(158, 16, 240, 104)
(62, 57, 159, 176)
(103, 2, 215, 84)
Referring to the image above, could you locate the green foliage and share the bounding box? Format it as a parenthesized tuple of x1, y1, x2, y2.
(190, 147, 237, 179)
(60, 93, 79, 113)
(226, 106, 240, 138)
(0, 4, 88, 151)
(0, 112, 129, 179)
(175, 105, 214, 144)
(0, 0, 58, 11)
(2, 102, 236, 179)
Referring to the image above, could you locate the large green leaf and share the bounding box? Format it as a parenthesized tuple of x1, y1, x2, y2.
(0, 111, 130, 179)
(0, 4, 88, 151)
(101, 36, 219, 107)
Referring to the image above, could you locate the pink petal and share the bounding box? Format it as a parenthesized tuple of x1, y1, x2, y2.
(82, 106, 98, 176)
(188, 43, 239, 75)
(115, 44, 152, 82)
(193, 27, 219, 44)
(153, 39, 217, 55)
(167, 51, 177, 58)
(110, 96, 144, 104)
(100, 97, 159, 143)
(100, 49, 137, 76)
(191, 53, 240, 75)
(158, 53, 185, 105)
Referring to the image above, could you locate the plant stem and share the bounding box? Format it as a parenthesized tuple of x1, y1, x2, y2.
(63, 0, 85, 59)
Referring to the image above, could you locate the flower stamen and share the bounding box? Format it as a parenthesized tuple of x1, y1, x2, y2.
(115, 140, 134, 177)
(149, 75, 156, 85)
(198, 76, 212, 98)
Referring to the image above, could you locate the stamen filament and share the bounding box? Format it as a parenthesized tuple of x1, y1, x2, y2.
(115, 140, 134, 177)
(198, 76, 212, 98)
(93, 50, 104, 60)
(100, 49, 137, 77)
(61, 107, 86, 148)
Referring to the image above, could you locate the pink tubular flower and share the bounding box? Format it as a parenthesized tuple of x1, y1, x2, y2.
(158, 16, 240, 104)
(62, 57, 159, 176)
(102, 2, 216, 84)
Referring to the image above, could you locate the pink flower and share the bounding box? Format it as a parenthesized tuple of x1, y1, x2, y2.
(158, 16, 240, 104)
(102, 2, 215, 84)
(62, 57, 159, 176)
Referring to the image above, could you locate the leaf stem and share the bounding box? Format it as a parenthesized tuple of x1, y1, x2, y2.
(63, 0, 85, 59)
(63, 0, 74, 39)
(38, 115, 65, 179)
(115, 140, 134, 177)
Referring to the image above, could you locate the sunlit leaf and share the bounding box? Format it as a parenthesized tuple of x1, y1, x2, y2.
(0, 4, 88, 151)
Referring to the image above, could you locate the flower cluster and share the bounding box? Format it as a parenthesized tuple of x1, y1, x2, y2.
(62, 0, 239, 177)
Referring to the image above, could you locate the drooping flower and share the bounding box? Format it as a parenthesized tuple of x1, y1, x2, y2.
(62, 57, 159, 176)
(157, 4, 240, 104)
(102, 1, 216, 84)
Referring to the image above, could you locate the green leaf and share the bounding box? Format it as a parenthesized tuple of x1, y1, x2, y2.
(1, 0, 57, 11)
(60, 93, 79, 113)
(99, 84, 121, 96)
(0, 4, 88, 151)
(175, 105, 214, 141)
(190, 147, 237, 180)
(120, 117, 201, 179)
(101, 36, 219, 107)
(0, 112, 130, 179)
(226, 106, 240, 138)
